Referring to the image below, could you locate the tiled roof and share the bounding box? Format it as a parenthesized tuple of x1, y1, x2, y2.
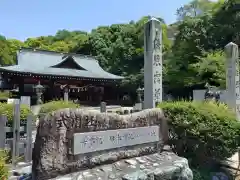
(0, 48, 124, 80)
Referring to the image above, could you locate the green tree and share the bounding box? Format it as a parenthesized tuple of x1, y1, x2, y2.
(51, 41, 70, 52)
(166, 14, 212, 89)
(209, 0, 240, 49)
(0, 39, 15, 65)
(7, 39, 25, 63)
(193, 50, 226, 87)
(73, 16, 170, 92)
(0, 35, 6, 41)
(165, 0, 239, 95)
(24, 38, 44, 49)
(176, 0, 223, 20)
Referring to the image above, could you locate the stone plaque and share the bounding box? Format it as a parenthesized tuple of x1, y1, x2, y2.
(73, 126, 159, 155)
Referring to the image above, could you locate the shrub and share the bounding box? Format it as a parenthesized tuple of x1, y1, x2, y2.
(158, 101, 240, 164)
(0, 103, 32, 125)
(39, 100, 80, 114)
(0, 150, 9, 179)
(0, 91, 9, 99)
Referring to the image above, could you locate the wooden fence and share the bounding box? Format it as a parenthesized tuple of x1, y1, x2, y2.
(0, 103, 35, 167)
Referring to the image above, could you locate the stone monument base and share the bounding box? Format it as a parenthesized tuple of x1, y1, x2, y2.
(49, 151, 193, 180)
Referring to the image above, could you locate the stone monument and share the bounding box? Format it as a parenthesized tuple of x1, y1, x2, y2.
(32, 108, 193, 180)
(225, 42, 240, 119)
(144, 16, 163, 109)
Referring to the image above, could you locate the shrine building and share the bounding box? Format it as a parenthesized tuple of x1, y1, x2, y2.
(0, 48, 124, 105)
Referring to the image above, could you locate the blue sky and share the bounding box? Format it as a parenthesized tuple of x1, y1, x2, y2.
(1, 0, 198, 41)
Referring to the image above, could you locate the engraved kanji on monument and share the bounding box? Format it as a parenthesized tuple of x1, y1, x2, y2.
(73, 126, 159, 154)
(225, 42, 240, 119)
(32, 109, 166, 179)
(144, 16, 163, 109)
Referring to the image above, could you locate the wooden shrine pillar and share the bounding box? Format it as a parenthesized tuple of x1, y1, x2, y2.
(18, 79, 24, 96)
(44, 80, 54, 102)
(99, 87, 104, 102)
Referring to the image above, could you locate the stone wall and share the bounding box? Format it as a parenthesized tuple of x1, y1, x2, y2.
(32, 108, 168, 179)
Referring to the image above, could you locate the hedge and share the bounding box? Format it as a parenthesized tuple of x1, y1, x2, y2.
(158, 101, 240, 164)
(0, 150, 9, 179)
(0, 103, 32, 125)
(0, 91, 9, 99)
(39, 100, 80, 114)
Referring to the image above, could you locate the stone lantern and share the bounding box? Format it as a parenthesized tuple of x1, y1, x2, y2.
(136, 87, 144, 103)
(34, 81, 44, 105)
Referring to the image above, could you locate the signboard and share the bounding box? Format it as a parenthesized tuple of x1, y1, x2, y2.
(73, 126, 159, 155)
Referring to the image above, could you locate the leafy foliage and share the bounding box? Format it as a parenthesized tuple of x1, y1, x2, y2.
(0, 91, 9, 99)
(194, 50, 226, 87)
(176, 0, 224, 20)
(39, 100, 80, 114)
(210, 0, 240, 49)
(0, 39, 15, 65)
(167, 14, 213, 89)
(158, 101, 240, 164)
(164, 0, 239, 94)
(0, 149, 9, 179)
(74, 17, 170, 92)
(0, 103, 32, 124)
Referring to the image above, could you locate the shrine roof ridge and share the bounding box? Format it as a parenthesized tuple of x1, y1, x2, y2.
(18, 47, 97, 61)
(0, 65, 124, 80)
(0, 47, 125, 80)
